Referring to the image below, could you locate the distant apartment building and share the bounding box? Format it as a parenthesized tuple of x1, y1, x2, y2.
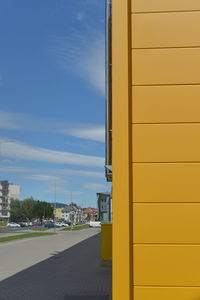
(61, 203, 82, 224)
(82, 208, 97, 221)
(0, 181, 20, 221)
(97, 192, 112, 222)
(54, 208, 63, 219)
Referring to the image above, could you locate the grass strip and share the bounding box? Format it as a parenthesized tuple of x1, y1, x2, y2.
(30, 227, 50, 231)
(61, 224, 90, 231)
(0, 232, 55, 243)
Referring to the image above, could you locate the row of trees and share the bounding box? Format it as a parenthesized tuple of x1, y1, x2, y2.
(10, 197, 54, 222)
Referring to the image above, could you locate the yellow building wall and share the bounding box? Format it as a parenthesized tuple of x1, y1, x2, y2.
(55, 208, 62, 219)
(131, 1, 200, 299)
(101, 224, 112, 260)
(113, 0, 200, 299)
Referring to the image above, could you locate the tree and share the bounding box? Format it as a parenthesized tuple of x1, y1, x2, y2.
(22, 197, 36, 220)
(10, 199, 24, 222)
(10, 197, 54, 221)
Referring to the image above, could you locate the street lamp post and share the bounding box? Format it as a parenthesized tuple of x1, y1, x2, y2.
(54, 181, 57, 233)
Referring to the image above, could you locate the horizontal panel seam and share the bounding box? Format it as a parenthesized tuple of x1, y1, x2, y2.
(132, 84, 200, 87)
(131, 161, 200, 165)
(132, 10, 200, 15)
(133, 285, 200, 288)
(132, 162, 200, 164)
(132, 83, 200, 87)
(132, 122, 200, 125)
(132, 46, 200, 50)
(133, 243, 200, 245)
(132, 202, 200, 204)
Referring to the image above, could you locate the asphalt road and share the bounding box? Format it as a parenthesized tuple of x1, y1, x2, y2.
(0, 228, 99, 281)
(0, 229, 111, 300)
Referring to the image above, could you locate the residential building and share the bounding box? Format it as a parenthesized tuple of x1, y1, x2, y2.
(82, 208, 97, 221)
(54, 208, 63, 219)
(61, 203, 82, 224)
(0, 181, 20, 221)
(97, 192, 112, 222)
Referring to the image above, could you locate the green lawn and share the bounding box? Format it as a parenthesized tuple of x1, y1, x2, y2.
(0, 232, 55, 243)
(30, 227, 50, 231)
(61, 224, 90, 231)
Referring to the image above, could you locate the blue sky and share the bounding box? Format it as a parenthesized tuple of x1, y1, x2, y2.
(0, 0, 111, 207)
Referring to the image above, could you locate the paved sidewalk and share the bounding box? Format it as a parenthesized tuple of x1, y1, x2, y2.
(0, 231, 112, 300)
(0, 228, 99, 280)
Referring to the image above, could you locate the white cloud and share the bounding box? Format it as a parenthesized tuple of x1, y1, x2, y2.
(0, 165, 104, 178)
(84, 183, 107, 191)
(54, 169, 104, 178)
(62, 125, 105, 142)
(55, 32, 105, 94)
(0, 166, 32, 173)
(0, 138, 104, 168)
(25, 174, 61, 182)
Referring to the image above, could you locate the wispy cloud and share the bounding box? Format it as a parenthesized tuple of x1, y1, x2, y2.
(55, 31, 105, 94)
(44, 183, 84, 196)
(25, 174, 61, 182)
(62, 125, 105, 142)
(0, 138, 104, 168)
(54, 169, 104, 178)
(0, 166, 104, 178)
(84, 183, 107, 191)
(0, 111, 22, 130)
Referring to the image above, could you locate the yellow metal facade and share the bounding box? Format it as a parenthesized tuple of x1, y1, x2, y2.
(101, 224, 112, 260)
(112, 0, 200, 299)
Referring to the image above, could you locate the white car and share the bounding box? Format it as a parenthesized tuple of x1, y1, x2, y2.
(61, 223, 69, 227)
(7, 222, 21, 228)
(89, 221, 101, 228)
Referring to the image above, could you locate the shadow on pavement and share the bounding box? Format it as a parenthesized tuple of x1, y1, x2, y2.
(0, 234, 111, 300)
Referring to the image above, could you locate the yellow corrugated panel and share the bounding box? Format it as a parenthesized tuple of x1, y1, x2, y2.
(132, 85, 200, 123)
(133, 203, 200, 244)
(134, 287, 200, 300)
(134, 245, 200, 286)
(132, 12, 200, 49)
(133, 124, 200, 162)
(132, 48, 200, 85)
(133, 163, 200, 202)
(101, 224, 112, 260)
(132, 0, 200, 13)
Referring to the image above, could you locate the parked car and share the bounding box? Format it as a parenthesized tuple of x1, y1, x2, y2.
(7, 222, 21, 228)
(89, 221, 101, 228)
(44, 223, 55, 228)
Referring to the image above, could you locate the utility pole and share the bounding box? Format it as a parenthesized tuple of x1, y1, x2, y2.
(54, 181, 57, 233)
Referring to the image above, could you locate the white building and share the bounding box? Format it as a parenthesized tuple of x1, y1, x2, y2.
(61, 203, 82, 224)
(9, 184, 20, 200)
(0, 181, 20, 221)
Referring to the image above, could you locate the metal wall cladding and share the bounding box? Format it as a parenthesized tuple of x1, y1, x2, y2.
(132, 0, 200, 13)
(133, 163, 200, 203)
(134, 245, 200, 286)
(132, 12, 200, 49)
(134, 287, 200, 300)
(132, 48, 200, 85)
(131, 1, 200, 298)
(132, 124, 200, 162)
(133, 203, 200, 244)
(132, 85, 200, 124)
